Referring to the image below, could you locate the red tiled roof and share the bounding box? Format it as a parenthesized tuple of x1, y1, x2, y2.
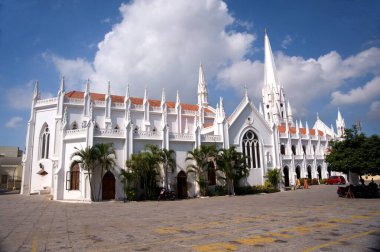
(278, 125, 326, 137)
(278, 125, 286, 133)
(299, 128, 306, 135)
(65, 90, 214, 113)
(289, 127, 296, 134)
(203, 123, 213, 128)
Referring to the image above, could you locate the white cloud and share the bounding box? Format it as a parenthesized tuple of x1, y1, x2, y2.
(49, 0, 255, 101)
(6, 80, 54, 110)
(367, 100, 380, 122)
(331, 76, 380, 105)
(281, 34, 292, 49)
(5, 117, 23, 128)
(46, 0, 380, 120)
(6, 81, 35, 109)
(43, 53, 95, 90)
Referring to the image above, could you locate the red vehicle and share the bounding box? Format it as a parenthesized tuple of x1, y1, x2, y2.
(326, 176, 346, 185)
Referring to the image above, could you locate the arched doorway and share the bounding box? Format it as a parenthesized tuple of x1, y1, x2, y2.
(283, 166, 289, 187)
(177, 171, 187, 199)
(295, 166, 301, 179)
(102, 171, 115, 200)
(307, 165, 312, 179)
(317, 165, 322, 180)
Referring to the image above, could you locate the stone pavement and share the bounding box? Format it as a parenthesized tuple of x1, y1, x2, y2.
(0, 185, 379, 252)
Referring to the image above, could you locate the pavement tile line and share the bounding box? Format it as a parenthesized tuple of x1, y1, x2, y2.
(191, 215, 380, 252)
(1, 187, 380, 252)
(92, 212, 379, 252)
(301, 228, 380, 252)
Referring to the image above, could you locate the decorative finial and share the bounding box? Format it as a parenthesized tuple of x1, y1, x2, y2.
(107, 81, 111, 95)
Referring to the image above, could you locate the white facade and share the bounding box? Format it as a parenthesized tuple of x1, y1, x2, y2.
(21, 33, 345, 200)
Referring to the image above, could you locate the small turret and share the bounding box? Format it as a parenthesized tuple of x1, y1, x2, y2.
(197, 63, 208, 107)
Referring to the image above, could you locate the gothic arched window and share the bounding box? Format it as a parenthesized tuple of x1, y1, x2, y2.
(242, 130, 261, 168)
(40, 125, 50, 159)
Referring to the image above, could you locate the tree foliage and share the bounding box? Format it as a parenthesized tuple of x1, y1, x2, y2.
(145, 144, 176, 190)
(186, 145, 217, 196)
(125, 150, 160, 200)
(216, 146, 249, 195)
(70, 143, 116, 201)
(70, 146, 99, 201)
(266, 168, 281, 190)
(326, 128, 380, 176)
(96, 143, 116, 200)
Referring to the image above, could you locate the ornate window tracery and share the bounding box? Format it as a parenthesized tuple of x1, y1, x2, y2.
(241, 130, 261, 168)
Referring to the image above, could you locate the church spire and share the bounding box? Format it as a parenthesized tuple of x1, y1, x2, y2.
(336, 108, 345, 137)
(197, 63, 208, 107)
(264, 31, 279, 87)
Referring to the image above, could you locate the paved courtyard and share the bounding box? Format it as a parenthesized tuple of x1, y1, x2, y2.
(0, 185, 379, 252)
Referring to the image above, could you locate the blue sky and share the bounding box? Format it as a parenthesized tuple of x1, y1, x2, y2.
(1, 0, 380, 149)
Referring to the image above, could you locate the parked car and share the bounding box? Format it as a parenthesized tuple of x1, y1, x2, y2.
(326, 176, 346, 185)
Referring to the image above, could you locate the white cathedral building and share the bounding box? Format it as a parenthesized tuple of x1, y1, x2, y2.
(21, 33, 346, 201)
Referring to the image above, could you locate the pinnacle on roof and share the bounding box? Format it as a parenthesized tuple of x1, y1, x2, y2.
(161, 88, 166, 104)
(124, 84, 130, 103)
(287, 101, 293, 117)
(60, 76, 65, 92)
(264, 31, 280, 87)
(107, 81, 111, 96)
(176, 90, 180, 106)
(33, 80, 39, 99)
(85, 79, 90, 94)
(143, 87, 148, 103)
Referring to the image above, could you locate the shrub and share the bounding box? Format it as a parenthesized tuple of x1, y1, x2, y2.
(266, 168, 281, 189)
(235, 185, 279, 195)
(215, 185, 227, 196)
(320, 178, 327, 184)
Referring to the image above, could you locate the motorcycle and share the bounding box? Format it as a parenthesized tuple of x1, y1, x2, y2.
(158, 188, 176, 201)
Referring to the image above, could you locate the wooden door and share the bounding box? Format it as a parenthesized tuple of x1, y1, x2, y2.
(102, 171, 115, 200)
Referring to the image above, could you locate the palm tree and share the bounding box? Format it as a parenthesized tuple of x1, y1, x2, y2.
(95, 143, 116, 200)
(145, 145, 176, 190)
(126, 151, 160, 200)
(216, 146, 249, 195)
(186, 145, 217, 196)
(119, 169, 136, 201)
(70, 146, 99, 201)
